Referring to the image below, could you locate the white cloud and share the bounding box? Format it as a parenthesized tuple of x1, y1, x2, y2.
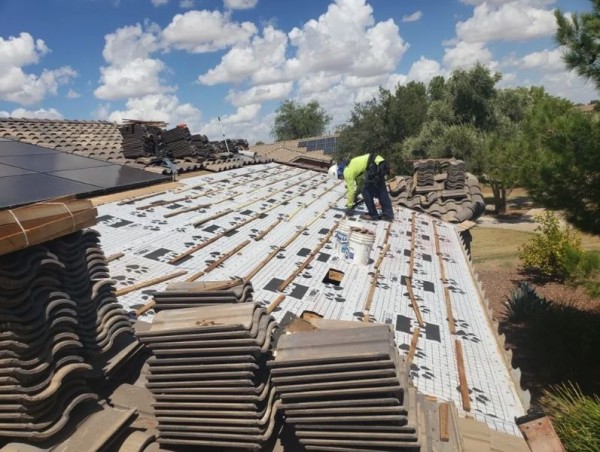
(179, 0, 194, 7)
(163, 10, 257, 53)
(220, 104, 261, 124)
(1, 107, 63, 120)
(402, 11, 423, 23)
(460, 0, 555, 6)
(0, 32, 76, 105)
(443, 41, 493, 69)
(95, 24, 172, 101)
(520, 48, 564, 72)
(108, 93, 202, 132)
(226, 82, 293, 107)
(151, 0, 169, 6)
(407, 57, 444, 83)
(456, 2, 556, 43)
(201, 111, 274, 144)
(92, 103, 111, 120)
(286, 0, 407, 78)
(198, 26, 288, 85)
(66, 88, 81, 99)
(224, 0, 258, 10)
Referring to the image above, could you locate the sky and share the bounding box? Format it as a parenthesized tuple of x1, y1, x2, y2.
(0, 0, 596, 143)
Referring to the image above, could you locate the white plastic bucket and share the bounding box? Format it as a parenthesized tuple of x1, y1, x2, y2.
(335, 220, 358, 256)
(346, 228, 375, 266)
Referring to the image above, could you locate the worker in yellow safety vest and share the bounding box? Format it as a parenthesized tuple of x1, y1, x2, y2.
(338, 153, 394, 222)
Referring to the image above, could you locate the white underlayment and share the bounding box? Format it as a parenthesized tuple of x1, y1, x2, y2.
(95, 163, 525, 436)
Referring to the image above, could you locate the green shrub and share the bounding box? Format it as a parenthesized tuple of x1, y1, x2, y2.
(541, 383, 600, 452)
(519, 211, 583, 280)
(505, 281, 551, 322)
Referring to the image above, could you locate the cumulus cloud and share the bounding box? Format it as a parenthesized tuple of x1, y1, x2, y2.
(443, 41, 493, 69)
(402, 11, 423, 23)
(0, 32, 76, 105)
(66, 88, 81, 99)
(456, 2, 556, 43)
(0, 107, 63, 120)
(226, 82, 293, 107)
(199, 26, 288, 85)
(224, 0, 258, 10)
(108, 93, 202, 132)
(407, 57, 444, 83)
(179, 0, 194, 7)
(95, 23, 172, 101)
(519, 48, 564, 72)
(163, 10, 257, 53)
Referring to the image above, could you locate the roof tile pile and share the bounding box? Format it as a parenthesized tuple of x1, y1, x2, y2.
(389, 159, 485, 223)
(0, 227, 141, 443)
(137, 303, 279, 450)
(269, 323, 420, 451)
(152, 278, 253, 312)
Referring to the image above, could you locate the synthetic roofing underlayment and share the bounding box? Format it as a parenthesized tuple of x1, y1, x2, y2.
(94, 162, 526, 437)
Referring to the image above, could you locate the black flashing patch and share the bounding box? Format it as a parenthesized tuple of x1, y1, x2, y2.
(406, 231, 412, 237)
(144, 248, 172, 262)
(334, 214, 343, 219)
(421, 234, 430, 241)
(317, 253, 330, 263)
(395, 315, 412, 334)
(97, 215, 133, 228)
(240, 209, 253, 215)
(400, 275, 409, 286)
(203, 224, 220, 233)
(422, 281, 435, 293)
(259, 213, 268, 219)
(223, 230, 239, 237)
(264, 278, 284, 293)
(425, 323, 441, 342)
(404, 249, 411, 257)
(267, 198, 276, 203)
(422, 253, 432, 262)
(290, 284, 309, 300)
(297, 248, 311, 257)
(318, 228, 329, 235)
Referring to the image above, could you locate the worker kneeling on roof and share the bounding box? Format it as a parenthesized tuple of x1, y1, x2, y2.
(339, 153, 394, 222)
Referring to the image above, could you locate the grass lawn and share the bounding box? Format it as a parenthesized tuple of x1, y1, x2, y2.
(471, 228, 533, 267)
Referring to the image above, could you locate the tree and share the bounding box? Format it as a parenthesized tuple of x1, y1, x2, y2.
(336, 82, 428, 170)
(555, 1, 600, 91)
(271, 100, 331, 141)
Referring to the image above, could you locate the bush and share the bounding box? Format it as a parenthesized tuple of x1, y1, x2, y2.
(505, 281, 552, 322)
(541, 383, 600, 452)
(519, 211, 583, 280)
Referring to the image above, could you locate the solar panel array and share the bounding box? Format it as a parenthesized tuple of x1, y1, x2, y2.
(0, 138, 168, 209)
(297, 137, 337, 155)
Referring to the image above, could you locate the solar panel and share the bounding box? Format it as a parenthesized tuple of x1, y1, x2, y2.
(296, 137, 337, 155)
(0, 139, 168, 209)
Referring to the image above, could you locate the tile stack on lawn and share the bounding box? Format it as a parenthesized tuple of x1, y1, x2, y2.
(151, 278, 253, 312)
(137, 302, 280, 450)
(269, 323, 421, 451)
(0, 245, 97, 442)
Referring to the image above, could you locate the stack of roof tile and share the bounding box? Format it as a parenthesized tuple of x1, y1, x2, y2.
(44, 230, 137, 375)
(137, 303, 279, 450)
(119, 123, 161, 158)
(160, 126, 195, 159)
(152, 278, 253, 312)
(0, 247, 97, 442)
(390, 159, 485, 223)
(269, 323, 420, 451)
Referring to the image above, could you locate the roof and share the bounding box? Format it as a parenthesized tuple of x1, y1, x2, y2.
(0, 117, 263, 175)
(250, 136, 334, 166)
(93, 162, 529, 438)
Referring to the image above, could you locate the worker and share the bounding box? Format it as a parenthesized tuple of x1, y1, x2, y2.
(341, 153, 394, 221)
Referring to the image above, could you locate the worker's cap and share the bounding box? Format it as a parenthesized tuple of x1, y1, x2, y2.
(336, 161, 347, 179)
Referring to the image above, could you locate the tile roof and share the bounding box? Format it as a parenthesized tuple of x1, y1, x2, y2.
(0, 118, 269, 176)
(92, 162, 529, 438)
(250, 137, 333, 166)
(389, 159, 485, 223)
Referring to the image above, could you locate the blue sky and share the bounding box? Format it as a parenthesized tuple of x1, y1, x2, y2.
(0, 0, 596, 143)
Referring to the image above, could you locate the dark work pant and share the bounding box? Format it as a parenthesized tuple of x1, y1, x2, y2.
(361, 178, 394, 219)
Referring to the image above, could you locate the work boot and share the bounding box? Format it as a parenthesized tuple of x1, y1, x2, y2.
(359, 214, 379, 221)
(380, 215, 394, 222)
